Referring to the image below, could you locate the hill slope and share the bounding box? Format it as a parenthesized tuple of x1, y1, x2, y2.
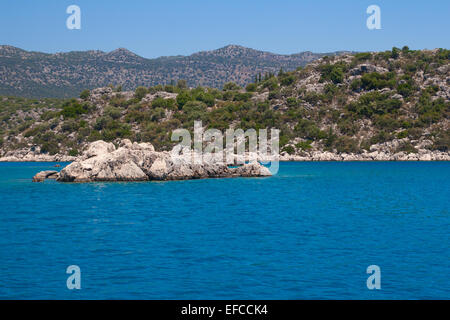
(0, 45, 346, 98)
(0, 47, 448, 161)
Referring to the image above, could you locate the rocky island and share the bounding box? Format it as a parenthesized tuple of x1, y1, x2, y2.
(32, 139, 272, 182)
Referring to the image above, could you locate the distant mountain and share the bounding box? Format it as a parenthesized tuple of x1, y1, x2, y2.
(0, 44, 349, 98)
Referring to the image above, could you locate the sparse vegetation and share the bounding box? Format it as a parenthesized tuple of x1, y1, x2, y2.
(0, 48, 448, 157)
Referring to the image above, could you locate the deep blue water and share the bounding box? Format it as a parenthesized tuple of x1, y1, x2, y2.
(0, 161, 449, 299)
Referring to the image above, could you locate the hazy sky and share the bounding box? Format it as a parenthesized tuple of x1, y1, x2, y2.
(1, 0, 449, 58)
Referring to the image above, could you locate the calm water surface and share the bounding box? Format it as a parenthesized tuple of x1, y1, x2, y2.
(0, 161, 448, 299)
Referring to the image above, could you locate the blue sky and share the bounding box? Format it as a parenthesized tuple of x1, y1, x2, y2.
(0, 0, 449, 58)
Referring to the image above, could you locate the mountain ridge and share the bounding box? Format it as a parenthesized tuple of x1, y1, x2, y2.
(0, 44, 350, 98)
(0, 44, 345, 59)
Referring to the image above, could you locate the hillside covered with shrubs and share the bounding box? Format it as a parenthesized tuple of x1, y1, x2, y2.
(0, 47, 449, 159)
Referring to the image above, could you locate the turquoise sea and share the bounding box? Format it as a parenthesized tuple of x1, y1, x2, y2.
(0, 161, 449, 299)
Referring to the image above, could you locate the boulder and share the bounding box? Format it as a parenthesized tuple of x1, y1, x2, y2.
(349, 64, 389, 76)
(32, 170, 59, 182)
(232, 163, 272, 177)
(82, 140, 116, 159)
(419, 153, 432, 161)
(391, 93, 404, 100)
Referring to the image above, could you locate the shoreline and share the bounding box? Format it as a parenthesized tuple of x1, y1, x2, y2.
(1, 148, 449, 163)
(1, 158, 449, 163)
(277, 151, 450, 161)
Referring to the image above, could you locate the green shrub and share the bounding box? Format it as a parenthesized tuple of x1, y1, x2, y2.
(373, 114, 400, 130)
(176, 91, 193, 109)
(337, 118, 358, 135)
(391, 47, 400, 59)
(324, 83, 339, 96)
(286, 97, 298, 108)
(354, 52, 372, 62)
(181, 101, 207, 121)
(370, 131, 391, 144)
(60, 100, 91, 118)
(69, 149, 79, 156)
(360, 72, 396, 90)
(104, 106, 122, 119)
(194, 91, 215, 107)
(346, 92, 402, 117)
(62, 120, 79, 132)
(176, 80, 188, 90)
(134, 86, 148, 100)
(24, 124, 49, 138)
(396, 142, 417, 153)
(407, 127, 423, 139)
(268, 90, 281, 100)
(17, 121, 34, 133)
(223, 82, 241, 91)
(432, 132, 449, 152)
(319, 63, 345, 84)
(94, 116, 112, 130)
(262, 77, 279, 90)
(396, 130, 408, 139)
(222, 91, 235, 101)
(164, 84, 176, 93)
(295, 141, 312, 150)
(397, 79, 415, 97)
(303, 91, 322, 105)
(334, 136, 359, 153)
(323, 128, 337, 150)
(40, 142, 59, 155)
(376, 51, 393, 61)
(150, 108, 166, 121)
(294, 119, 326, 140)
(350, 79, 362, 91)
(234, 92, 252, 102)
(152, 97, 176, 110)
(280, 75, 295, 86)
(416, 94, 448, 125)
(88, 130, 103, 142)
(79, 89, 90, 100)
(245, 83, 257, 92)
(282, 145, 295, 154)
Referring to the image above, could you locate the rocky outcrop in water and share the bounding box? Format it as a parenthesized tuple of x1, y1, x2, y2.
(32, 170, 58, 182)
(55, 140, 271, 182)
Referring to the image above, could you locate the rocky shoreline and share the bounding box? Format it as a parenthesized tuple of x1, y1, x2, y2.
(2, 135, 449, 164)
(279, 150, 450, 161)
(3, 150, 448, 163)
(0, 149, 76, 162)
